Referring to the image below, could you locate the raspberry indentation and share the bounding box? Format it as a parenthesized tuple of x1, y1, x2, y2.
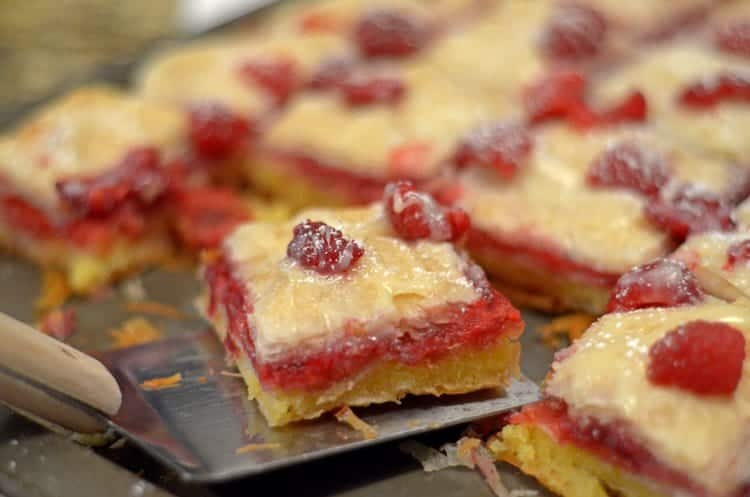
(353, 10, 426, 58)
(725, 239, 750, 270)
(523, 71, 646, 128)
(678, 72, 750, 109)
(607, 258, 704, 312)
(586, 141, 670, 197)
(239, 58, 299, 104)
(383, 180, 469, 242)
(339, 76, 406, 107)
(645, 184, 736, 240)
(540, 4, 608, 60)
(188, 103, 253, 160)
(648, 320, 745, 396)
(56, 147, 166, 217)
(716, 21, 750, 58)
(453, 122, 534, 179)
(287, 220, 365, 275)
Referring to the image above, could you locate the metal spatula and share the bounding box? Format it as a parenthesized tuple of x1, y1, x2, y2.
(0, 311, 539, 482)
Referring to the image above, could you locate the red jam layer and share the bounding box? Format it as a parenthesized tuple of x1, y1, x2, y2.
(261, 149, 428, 205)
(510, 398, 711, 497)
(466, 228, 623, 289)
(204, 255, 522, 393)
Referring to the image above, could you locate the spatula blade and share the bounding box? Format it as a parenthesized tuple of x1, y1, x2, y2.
(97, 329, 539, 482)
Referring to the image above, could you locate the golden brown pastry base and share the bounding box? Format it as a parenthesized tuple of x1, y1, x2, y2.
(490, 424, 668, 497)
(0, 220, 173, 294)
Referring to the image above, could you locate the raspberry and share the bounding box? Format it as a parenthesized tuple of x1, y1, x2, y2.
(173, 187, 250, 249)
(308, 59, 352, 90)
(540, 4, 608, 60)
(383, 180, 470, 242)
(287, 220, 365, 275)
(725, 239, 750, 270)
(188, 103, 253, 160)
(353, 10, 426, 58)
(338, 76, 406, 107)
(716, 21, 750, 58)
(644, 184, 736, 240)
(678, 72, 750, 109)
(607, 258, 704, 312)
(570, 90, 647, 129)
(648, 320, 745, 396)
(524, 70, 588, 124)
(586, 141, 670, 197)
(453, 122, 534, 179)
(239, 58, 298, 104)
(56, 147, 165, 216)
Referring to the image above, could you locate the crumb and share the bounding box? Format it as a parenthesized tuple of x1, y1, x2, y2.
(35, 269, 71, 312)
(334, 406, 377, 440)
(38, 308, 77, 341)
(140, 373, 183, 391)
(235, 442, 281, 454)
(537, 313, 595, 348)
(110, 317, 163, 348)
(121, 278, 147, 301)
(197, 376, 207, 384)
(407, 419, 425, 428)
(124, 301, 185, 319)
(220, 370, 243, 378)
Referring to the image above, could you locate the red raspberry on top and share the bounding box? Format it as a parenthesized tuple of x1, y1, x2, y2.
(384, 181, 470, 242)
(725, 239, 750, 270)
(586, 141, 670, 197)
(644, 184, 736, 241)
(353, 10, 427, 58)
(716, 21, 750, 58)
(239, 58, 299, 104)
(540, 3, 608, 61)
(607, 258, 704, 312)
(287, 220, 365, 275)
(648, 320, 746, 396)
(453, 122, 534, 180)
(188, 103, 253, 161)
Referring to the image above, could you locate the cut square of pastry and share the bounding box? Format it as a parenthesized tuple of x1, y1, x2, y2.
(0, 86, 252, 293)
(493, 296, 750, 497)
(454, 123, 748, 313)
(199, 194, 523, 426)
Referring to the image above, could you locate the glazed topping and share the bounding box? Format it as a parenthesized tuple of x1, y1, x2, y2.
(188, 103, 253, 160)
(678, 72, 750, 109)
(716, 21, 750, 58)
(384, 181, 469, 242)
(726, 239, 750, 270)
(353, 10, 426, 58)
(238, 58, 299, 104)
(648, 320, 745, 396)
(338, 76, 406, 107)
(524, 70, 587, 124)
(55, 147, 166, 217)
(607, 258, 704, 312)
(539, 3, 608, 60)
(645, 184, 736, 240)
(524, 71, 647, 128)
(586, 141, 670, 197)
(453, 122, 534, 179)
(287, 220, 364, 275)
(173, 187, 250, 249)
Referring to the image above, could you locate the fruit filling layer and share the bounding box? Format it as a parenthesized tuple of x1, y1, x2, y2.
(204, 254, 521, 392)
(508, 399, 707, 497)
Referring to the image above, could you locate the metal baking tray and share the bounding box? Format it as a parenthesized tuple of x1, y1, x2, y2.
(0, 2, 560, 496)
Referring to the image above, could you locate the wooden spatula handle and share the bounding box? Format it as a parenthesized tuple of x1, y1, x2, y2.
(0, 312, 121, 432)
